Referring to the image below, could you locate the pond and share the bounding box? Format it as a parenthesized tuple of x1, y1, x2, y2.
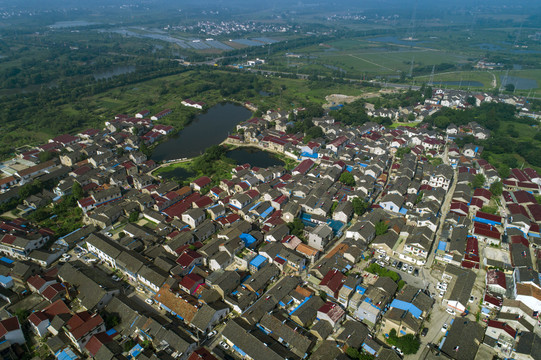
(500, 76, 538, 90)
(151, 103, 252, 162)
(156, 166, 195, 181)
(226, 147, 285, 168)
(93, 65, 136, 80)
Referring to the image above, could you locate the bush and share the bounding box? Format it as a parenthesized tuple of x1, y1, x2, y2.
(386, 329, 420, 355)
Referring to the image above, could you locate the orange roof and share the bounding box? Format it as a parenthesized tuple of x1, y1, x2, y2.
(154, 283, 199, 323)
(296, 243, 319, 257)
(325, 243, 349, 259)
(516, 283, 541, 301)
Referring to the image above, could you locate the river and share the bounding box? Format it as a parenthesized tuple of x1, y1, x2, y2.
(151, 103, 252, 162)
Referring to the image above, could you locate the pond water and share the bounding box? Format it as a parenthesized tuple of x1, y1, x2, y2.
(157, 166, 195, 181)
(226, 147, 285, 168)
(500, 76, 538, 90)
(93, 65, 136, 80)
(151, 103, 252, 162)
(435, 81, 484, 87)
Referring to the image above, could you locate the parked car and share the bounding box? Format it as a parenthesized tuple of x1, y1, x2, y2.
(446, 308, 456, 316)
(407, 265, 414, 274)
(376, 260, 386, 267)
(112, 275, 121, 282)
(61, 254, 71, 261)
(145, 298, 154, 305)
(391, 346, 404, 357)
(106, 232, 113, 237)
(401, 263, 408, 271)
(136, 286, 145, 293)
(207, 330, 217, 338)
(441, 323, 448, 333)
(438, 291, 445, 297)
(384, 256, 390, 263)
(468, 295, 475, 303)
(219, 341, 230, 350)
(421, 327, 429, 337)
(397, 261, 403, 269)
(413, 268, 419, 276)
(392, 260, 398, 268)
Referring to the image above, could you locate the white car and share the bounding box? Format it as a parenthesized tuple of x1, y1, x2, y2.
(145, 298, 154, 305)
(468, 295, 475, 303)
(106, 232, 113, 237)
(391, 346, 404, 356)
(207, 330, 217, 338)
(407, 265, 414, 274)
(401, 263, 408, 271)
(219, 341, 230, 350)
(112, 275, 121, 282)
(438, 291, 445, 298)
(441, 323, 448, 333)
(61, 254, 71, 260)
(446, 308, 456, 316)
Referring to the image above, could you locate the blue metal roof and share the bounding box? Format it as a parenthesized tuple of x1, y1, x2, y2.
(249, 255, 267, 268)
(389, 299, 423, 319)
(240, 233, 257, 246)
(437, 240, 447, 252)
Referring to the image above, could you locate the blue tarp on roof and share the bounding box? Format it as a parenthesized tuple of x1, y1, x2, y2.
(0, 257, 13, 264)
(389, 299, 423, 319)
(240, 233, 257, 247)
(260, 206, 274, 219)
(300, 152, 319, 159)
(129, 344, 143, 358)
(289, 295, 312, 315)
(437, 240, 447, 252)
(56, 349, 78, 360)
(249, 255, 267, 269)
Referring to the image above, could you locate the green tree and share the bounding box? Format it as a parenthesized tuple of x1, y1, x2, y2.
(489, 181, 503, 197)
(129, 211, 140, 223)
(352, 197, 368, 216)
(38, 151, 54, 163)
(386, 329, 420, 355)
(72, 181, 84, 200)
(504, 83, 515, 92)
(375, 220, 389, 236)
(471, 174, 486, 189)
(339, 172, 356, 186)
(287, 218, 305, 239)
(498, 165, 510, 179)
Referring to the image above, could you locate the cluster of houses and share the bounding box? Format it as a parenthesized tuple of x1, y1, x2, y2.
(363, 88, 541, 123)
(0, 97, 540, 360)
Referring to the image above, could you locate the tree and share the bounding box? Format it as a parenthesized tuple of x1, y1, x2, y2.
(72, 181, 83, 200)
(489, 181, 503, 197)
(38, 151, 54, 163)
(498, 165, 510, 179)
(504, 83, 515, 92)
(352, 198, 368, 216)
(339, 172, 356, 187)
(129, 211, 140, 223)
(375, 220, 389, 236)
(471, 174, 486, 189)
(386, 329, 420, 355)
(287, 218, 305, 239)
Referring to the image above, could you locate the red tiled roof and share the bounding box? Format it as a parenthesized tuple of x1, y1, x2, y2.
(43, 299, 70, 317)
(188, 347, 219, 360)
(486, 269, 506, 289)
(67, 312, 103, 340)
(85, 332, 114, 356)
(42, 283, 66, 301)
(317, 301, 345, 322)
(179, 273, 204, 292)
(193, 176, 212, 188)
(319, 269, 346, 295)
(292, 159, 315, 175)
(28, 311, 49, 326)
(475, 211, 502, 223)
(0, 317, 20, 338)
(52, 134, 79, 145)
(487, 320, 516, 338)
